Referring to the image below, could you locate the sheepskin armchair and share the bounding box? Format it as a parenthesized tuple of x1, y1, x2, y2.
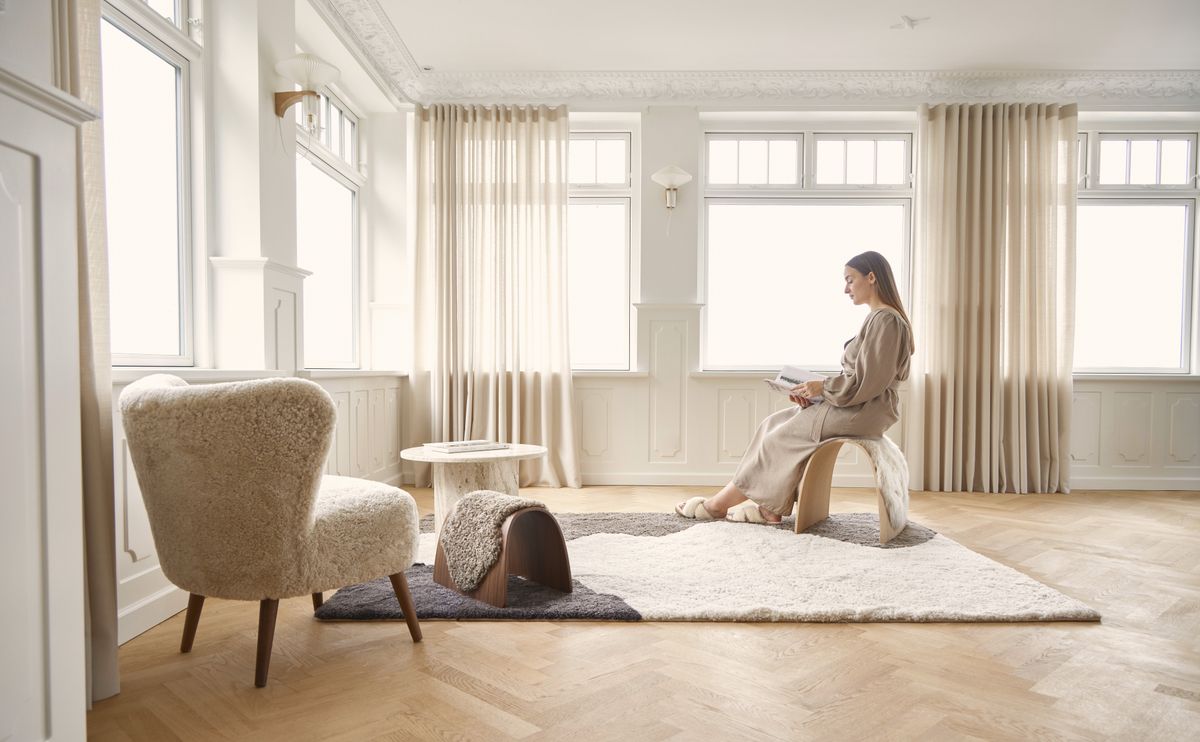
(120, 374, 422, 687)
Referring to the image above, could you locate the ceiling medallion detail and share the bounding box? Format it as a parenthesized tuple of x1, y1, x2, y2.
(321, 0, 1200, 106)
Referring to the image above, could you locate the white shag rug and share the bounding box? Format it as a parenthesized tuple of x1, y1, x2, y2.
(407, 513, 1099, 622)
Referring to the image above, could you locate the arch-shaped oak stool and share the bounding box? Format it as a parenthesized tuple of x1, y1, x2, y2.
(793, 436, 909, 544)
(434, 506, 573, 608)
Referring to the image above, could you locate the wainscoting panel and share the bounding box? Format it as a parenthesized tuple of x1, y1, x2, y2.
(1112, 392, 1153, 467)
(119, 442, 154, 563)
(1071, 392, 1102, 467)
(1166, 394, 1200, 466)
(330, 391, 352, 475)
(578, 388, 613, 460)
(649, 320, 686, 461)
(717, 388, 755, 463)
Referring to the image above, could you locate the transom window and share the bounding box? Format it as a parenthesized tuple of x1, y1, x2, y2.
(707, 134, 802, 186)
(813, 134, 910, 186)
(1094, 133, 1196, 187)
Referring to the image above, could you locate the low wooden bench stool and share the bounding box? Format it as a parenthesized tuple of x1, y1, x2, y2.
(434, 496, 573, 608)
(793, 436, 910, 544)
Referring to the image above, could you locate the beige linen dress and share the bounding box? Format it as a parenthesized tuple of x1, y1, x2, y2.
(732, 306, 912, 517)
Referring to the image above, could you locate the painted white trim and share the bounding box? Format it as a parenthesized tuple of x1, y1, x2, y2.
(297, 369, 407, 379)
(111, 368, 288, 384)
(293, 9, 1200, 107)
(117, 584, 188, 645)
(209, 256, 314, 278)
(1070, 476, 1200, 491)
(0, 67, 97, 123)
(581, 472, 880, 488)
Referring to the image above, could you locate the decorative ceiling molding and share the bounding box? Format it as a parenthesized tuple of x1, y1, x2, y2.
(319, 0, 1200, 107)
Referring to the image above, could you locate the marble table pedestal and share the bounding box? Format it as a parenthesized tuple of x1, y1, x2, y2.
(399, 443, 549, 532)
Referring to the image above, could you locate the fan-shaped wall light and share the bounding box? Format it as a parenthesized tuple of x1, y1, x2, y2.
(650, 165, 692, 209)
(274, 53, 340, 136)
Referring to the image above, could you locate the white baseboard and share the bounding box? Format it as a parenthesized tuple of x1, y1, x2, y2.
(1069, 475, 1200, 491)
(580, 472, 879, 488)
(117, 584, 188, 645)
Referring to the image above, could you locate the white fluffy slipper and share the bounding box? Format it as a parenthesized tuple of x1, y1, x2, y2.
(674, 496, 716, 520)
(725, 502, 778, 524)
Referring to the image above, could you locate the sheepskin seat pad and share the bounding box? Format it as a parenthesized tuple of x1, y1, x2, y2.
(795, 435, 909, 544)
(119, 374, 419, 601)
(439, 490, 548, 592)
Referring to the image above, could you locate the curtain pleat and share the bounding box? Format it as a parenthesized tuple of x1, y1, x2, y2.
(57, 0, 120, 705)
(411, 104, 581, 487)
(912, 103, 1077, 494)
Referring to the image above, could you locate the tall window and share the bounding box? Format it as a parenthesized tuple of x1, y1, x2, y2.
(1076, 131, 1197, 372)
(297, 90, 362, 368)
(101, 2, 199, 365)
(703, 131, 912, 370)
(568, 131, 632, 370)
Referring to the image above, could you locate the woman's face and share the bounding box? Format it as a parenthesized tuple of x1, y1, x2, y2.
(844, 266, 876, 305)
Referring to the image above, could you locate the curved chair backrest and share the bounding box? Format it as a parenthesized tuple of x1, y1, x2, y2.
(119, 374, 335, 598)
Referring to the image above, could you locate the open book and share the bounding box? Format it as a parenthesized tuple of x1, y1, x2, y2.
(423, 440, 510, 454)
(764, 365, 826, 403)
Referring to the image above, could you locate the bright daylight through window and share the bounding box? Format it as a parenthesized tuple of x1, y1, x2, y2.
(101, 14, 190, 362)
(568, 132, 631, 370)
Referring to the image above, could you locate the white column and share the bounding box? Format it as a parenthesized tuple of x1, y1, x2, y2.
(206, 0, 305, 370)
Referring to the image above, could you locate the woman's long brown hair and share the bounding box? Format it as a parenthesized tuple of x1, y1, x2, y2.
(846, 251, 915, 353)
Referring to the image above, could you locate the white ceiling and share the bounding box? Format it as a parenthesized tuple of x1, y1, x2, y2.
(374, 0, 1200, 73)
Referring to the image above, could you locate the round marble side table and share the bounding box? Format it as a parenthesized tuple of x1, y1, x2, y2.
(400, 443, 548, 532)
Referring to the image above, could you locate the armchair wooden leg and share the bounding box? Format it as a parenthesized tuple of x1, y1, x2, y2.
(388, 572, 422, 643)
(180, 594, 205, 653)
(254, 599, 280, 688)
(312, 592, 323, 610)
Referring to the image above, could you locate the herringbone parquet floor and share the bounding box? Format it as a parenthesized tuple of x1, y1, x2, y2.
(87, 486, 1200, 741)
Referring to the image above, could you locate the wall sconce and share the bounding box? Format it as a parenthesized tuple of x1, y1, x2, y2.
(274, 53, 340, 137)
(651, 165, 692, 235)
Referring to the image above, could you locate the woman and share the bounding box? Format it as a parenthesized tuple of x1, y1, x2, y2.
(676, 250, 914, 523)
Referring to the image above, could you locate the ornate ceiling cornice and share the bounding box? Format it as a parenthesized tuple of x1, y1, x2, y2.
(319, 0, 1200, 108)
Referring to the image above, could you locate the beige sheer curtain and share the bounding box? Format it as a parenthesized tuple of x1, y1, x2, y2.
(55, 0, 120, 703)
(910, 103, 1077, 494)
(410, 104, 581, 487)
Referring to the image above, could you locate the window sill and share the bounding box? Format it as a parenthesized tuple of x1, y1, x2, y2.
(1073, 373, 1200, 383)
(572, 370, 649, 379)
(111, 368, 288, 385)
(297, 369, 408, 380)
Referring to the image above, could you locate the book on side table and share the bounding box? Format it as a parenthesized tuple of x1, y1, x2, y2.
(423, 440, 511, 454)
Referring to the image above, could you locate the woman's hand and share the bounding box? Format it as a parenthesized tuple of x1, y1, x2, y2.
(789, 381, 821, 408)
(793, 379, 824, 400)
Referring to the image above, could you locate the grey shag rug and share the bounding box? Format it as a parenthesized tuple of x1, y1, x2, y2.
(314, 512, 1099, 623)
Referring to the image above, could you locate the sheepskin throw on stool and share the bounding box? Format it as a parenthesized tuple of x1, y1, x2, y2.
(848, 435, 909, 535)
(440, 491, 546, 591)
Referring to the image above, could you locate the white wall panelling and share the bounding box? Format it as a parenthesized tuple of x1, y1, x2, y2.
(1071, 379, 1200, 490)
(0, 67, 93, 739)
(649, 318, 687, 461)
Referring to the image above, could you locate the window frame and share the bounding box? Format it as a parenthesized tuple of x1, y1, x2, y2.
(700, 125, 915, 372)
(705, 132, 804, 188)
(1074, 195, 1196, 375)
(809, 132, 914, 189)
(567, 127, 636, 371)
(1090, 132, 1198, 190)
(1076, 123, 1200, 375)
(104, 0, 203, 367)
